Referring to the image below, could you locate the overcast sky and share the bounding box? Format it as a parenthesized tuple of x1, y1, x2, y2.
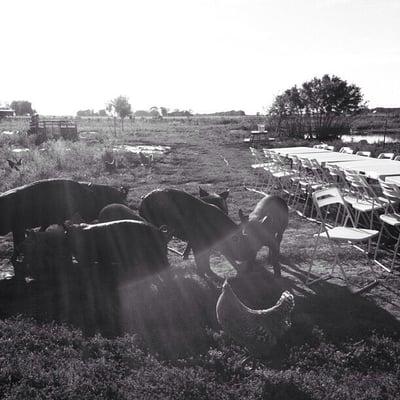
(1, 0, 399, 115)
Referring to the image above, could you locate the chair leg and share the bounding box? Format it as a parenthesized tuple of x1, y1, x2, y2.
(306, 228, 336, 285)
(302, 188, 311, 217)
(390, 232, 400, 272)
(373, 224, 384, 262)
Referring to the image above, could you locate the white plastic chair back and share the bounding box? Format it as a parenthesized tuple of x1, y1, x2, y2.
(377, 153, 394, 160)
(257, 124, 266, 132)
(313, 187, 355, 228)
(356, 151, 371, 157)
(339, 147, 354, 154)
(379, 180, 400, 203)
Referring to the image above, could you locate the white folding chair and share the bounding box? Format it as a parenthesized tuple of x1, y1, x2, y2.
(377, 153, 395, 160)
(374, 180, 400, 273)
(394, 155, 400, 161)
(339, 147, 354, 154)
(356, 151, 371, 157)
(343, 170, 386, 235)
(295, 158, 325, 219)
(287, 155, 304, 208)
(306, 187, 379, 294)
(246, 147, 274, 193)
(266, 153, 296, 196)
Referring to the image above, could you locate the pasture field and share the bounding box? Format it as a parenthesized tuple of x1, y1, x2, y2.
(0, 117, 400, 399)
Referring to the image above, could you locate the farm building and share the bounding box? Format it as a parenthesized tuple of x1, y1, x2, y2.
(0, 108, 15, 118)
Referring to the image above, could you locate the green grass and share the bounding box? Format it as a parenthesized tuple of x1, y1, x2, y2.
(0, 117, 400, 399)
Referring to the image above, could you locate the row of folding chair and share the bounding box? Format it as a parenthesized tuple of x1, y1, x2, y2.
(306, 175, 400, 293)
(246, 147, 296, 196)
(306, 186, 380, 294)
(246, 146, 400, 293)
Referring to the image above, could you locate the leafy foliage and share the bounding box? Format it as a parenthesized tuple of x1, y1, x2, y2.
(107, 96, 132, 130)
(269, 75, 364, 139)
(10, 101, 35, 116)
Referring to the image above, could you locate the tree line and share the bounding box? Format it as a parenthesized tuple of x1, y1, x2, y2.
(3, 74, 366, 139)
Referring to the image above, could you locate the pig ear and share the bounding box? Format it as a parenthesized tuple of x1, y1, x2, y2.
(199, 187, 209, 197)
(238, 209, 248, 222)
(219, 190, 230, 200)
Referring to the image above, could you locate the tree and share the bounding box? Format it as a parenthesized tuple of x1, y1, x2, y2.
(160, 107, 169, 117)
(76, 109, 94, 117)
(269, 75, 365, 139)
(10, 100, 35, 116)
(107, 96, 132, 130)
(149, 106, 161, 118)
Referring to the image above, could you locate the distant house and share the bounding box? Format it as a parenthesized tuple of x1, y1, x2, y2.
(0, 108, 16, 118)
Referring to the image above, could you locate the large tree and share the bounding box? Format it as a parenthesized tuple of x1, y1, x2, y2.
(10, 100, 35, 116)
(269, 75, 365, 139)
(107, 96, 132, 130)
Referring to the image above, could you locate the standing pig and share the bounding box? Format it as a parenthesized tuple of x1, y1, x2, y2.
(65, 220, 170, 282)
(182, 187, 230, 259)
(139, 189, 256, 281)
(239, 195, 289, 277)
(0, 179, 95, 266)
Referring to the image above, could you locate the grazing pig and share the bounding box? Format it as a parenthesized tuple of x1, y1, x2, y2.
(65, 220, 170, 282)
(239, 195, 289, 277)
(0, 179, 129, 270)
(0, 179, 95, 264)
(182, 187, 230, 259)
(139, 189, 255, 280)
(98, 203, 145, 223)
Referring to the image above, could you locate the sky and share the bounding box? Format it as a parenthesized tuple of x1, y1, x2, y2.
(1, 0, 399, 115)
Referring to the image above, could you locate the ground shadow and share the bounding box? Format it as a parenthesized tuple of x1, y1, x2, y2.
(278, 255, 400, 347)
(1, 254, 399, 361)
(0, 259, 221, 359)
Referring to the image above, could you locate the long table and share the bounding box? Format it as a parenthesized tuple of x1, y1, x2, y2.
(295, 152, 367, 166)
(268, 146, 400, 180)
(329, 159, 400, 180)
(269, 147, 329, 156)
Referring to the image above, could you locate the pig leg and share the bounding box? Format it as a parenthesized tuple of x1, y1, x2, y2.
(12, 229, 28, 281)
(192, 247, 222, 282)
(268, 237, 281, 277)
